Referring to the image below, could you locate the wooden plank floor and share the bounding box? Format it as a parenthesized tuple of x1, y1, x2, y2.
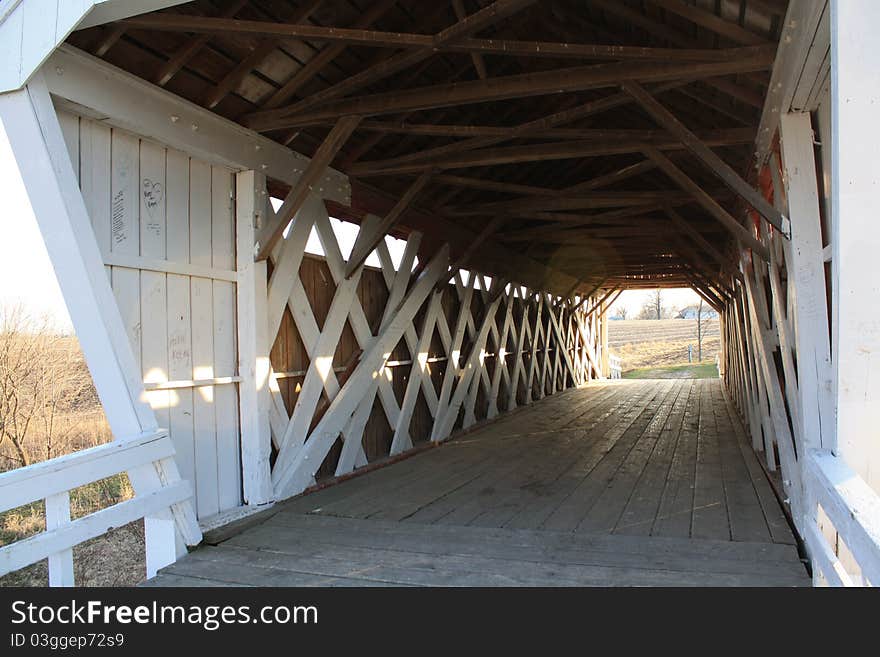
(148, 379, 809, 587)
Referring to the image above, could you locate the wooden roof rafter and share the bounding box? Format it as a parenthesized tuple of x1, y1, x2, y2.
(64, 0, 789, 293)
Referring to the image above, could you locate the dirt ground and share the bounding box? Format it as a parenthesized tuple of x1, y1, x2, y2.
(0, 520, 145, 587)
(609, 318, 720, 371)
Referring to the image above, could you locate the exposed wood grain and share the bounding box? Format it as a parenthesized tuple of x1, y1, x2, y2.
(146, 381, 806, 587)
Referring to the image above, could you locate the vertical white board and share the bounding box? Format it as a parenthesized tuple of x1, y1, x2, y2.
(139, 140, 170, 440)
(211, 166, 241, 512)
(165, 149, 195, 491)
(109, 130, 141, 373)
(189, 159, 220, 519)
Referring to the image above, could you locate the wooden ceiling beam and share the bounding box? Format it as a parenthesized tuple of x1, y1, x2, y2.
(587, 0, 768, 105)
(678, 258, 729, 303)
(452, 0, 488, 80)
(703, 76, 765, 109)
(202, 0, 324, 110)
(521, 226, 673, 243)
(675, 87, 756, 126)
(255, 115, 361, 260)
(119, 13, 442, 48)
(334, 51, 466, 169)
(243, 54, 773, 131)
(261, 0, 400, 110)
(152, 0, 251, 87)
(309, 121, 755, 141)
(343, 181, 588, 295)
(642, 146, 768, 260)
(669, 234, 730, 296)
(91, 24, 127, 58)
(431, 173, 558, 196)
(281, 0, 539, 116)
(447, 189, 722, 216)
(349, 128, 754, 175)
(118, 12, 775, 61)
(341, 81, 687, 174)
(663, 207, 733, 272)
(450, 216, 507, 270)
(644, 0, 769, 46)
(623, 81, 789, 235)
(499, 207, 689, 241)
(681, 269, 725, 311)
(563, 158, 656, 193)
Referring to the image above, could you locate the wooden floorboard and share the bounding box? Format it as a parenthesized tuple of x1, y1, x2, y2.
(615, 380, 695, 536)
(691, 380, 732, 540)
(651, 380, 701, 537)
(148, 379, 808, 587)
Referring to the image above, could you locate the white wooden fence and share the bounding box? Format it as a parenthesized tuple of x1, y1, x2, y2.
(0, 430, 198, 585)
(608, 353, 622, 379)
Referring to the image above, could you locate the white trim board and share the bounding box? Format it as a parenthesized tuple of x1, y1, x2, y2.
(0, 1, 190, 92)
(754, 0, 828, 167)
(77, 1, 189, 30)
(43, 45, 351, 206)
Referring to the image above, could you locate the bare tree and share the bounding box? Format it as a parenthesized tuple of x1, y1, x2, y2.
(0, 304, 96, 468)
(614, 305, 628, 320)
(694, 298, 712, 361)
(638, 289, 665, 319)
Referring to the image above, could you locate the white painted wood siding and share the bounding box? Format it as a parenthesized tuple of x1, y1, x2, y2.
(57, 108, 242, 518)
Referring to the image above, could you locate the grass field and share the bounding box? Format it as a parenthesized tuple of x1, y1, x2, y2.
(609, 318, 719, 372)
(623, 362, 719, 379)
(0, 306, 146, 587)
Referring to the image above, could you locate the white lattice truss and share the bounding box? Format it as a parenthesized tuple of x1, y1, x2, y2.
(259, 188, 609, 500)
(719, 113, 880, 587)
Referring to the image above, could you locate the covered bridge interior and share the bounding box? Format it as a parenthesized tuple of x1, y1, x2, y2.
(1, 0, 878, 586)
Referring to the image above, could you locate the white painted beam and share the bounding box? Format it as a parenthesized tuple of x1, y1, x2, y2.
(235, 170, 273, 506)
(44, 46, 350, 205)
(0, 1, 191, 92)
(77, 1, 189, 30)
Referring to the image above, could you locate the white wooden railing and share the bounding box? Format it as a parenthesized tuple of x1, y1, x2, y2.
(802, 449, 880, 586)
(609, 353, 622, 379)
(0, 430, 194, 585)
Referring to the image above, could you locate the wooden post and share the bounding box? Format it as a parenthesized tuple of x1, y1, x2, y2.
(235, 171, 273, 506)
(600, 301, 610, 378)
(778, 113, 833, 455)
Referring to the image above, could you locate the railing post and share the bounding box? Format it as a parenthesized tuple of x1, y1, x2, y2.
(600, 306, 609, 378)
(235, 170, 274, 506)
(45, 492, 74, 587)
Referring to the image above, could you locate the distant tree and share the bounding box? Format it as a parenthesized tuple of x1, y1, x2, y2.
(614, 305, 628, 320)
(638, 289, 665, 319)
(694, 299, 713, 361)
(0, 304, 95, 467)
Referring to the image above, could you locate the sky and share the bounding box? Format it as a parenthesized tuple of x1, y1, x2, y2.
(0, 123, 72, 329)
(0, 121, 699, 331)
(615, 288, 702, 319)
